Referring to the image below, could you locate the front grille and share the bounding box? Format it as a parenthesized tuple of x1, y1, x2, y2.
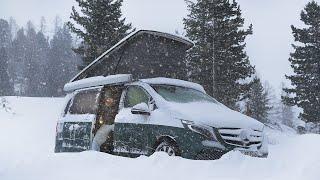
(217, 127, 263, 148)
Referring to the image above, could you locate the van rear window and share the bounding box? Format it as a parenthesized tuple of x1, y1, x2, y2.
(69, 89, 101, 115)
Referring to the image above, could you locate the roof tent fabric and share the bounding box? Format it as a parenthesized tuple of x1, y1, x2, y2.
(71, 30, 194, 82)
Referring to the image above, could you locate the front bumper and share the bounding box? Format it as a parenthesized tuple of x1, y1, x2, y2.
(215, 127, 269, 158)
(239, 134, 269, 158)
(193, 140, 268, 160)
(192, 131, 269, 159)
(234, 135, 269, 158)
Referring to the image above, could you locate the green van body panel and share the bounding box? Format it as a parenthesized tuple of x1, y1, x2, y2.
(113, 122, 225, 159)
(55, 122, 93, 152)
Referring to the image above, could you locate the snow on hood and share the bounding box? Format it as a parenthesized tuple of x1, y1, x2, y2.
(167, 102, 264, 131)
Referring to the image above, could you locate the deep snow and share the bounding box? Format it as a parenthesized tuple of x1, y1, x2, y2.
(0, 96, 319, 180)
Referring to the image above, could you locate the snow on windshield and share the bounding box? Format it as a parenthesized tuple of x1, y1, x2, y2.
(152, 85, 217, 104)
(141, 77, 206, 93)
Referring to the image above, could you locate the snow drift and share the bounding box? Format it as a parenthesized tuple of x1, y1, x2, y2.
(0, 97, 319, 180)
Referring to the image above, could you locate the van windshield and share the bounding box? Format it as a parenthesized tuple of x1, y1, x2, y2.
(151, 85, 218, 104)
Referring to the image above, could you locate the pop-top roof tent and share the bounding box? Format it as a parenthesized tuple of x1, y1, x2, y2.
(70, 30, 194, 82)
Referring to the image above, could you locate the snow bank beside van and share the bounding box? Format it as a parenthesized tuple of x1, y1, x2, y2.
(0, 97, 319, 180)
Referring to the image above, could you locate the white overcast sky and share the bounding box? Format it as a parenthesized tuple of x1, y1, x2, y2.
(1, 0, 319, 94)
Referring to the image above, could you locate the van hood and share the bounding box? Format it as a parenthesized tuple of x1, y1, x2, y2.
(166, 102, 264, 131)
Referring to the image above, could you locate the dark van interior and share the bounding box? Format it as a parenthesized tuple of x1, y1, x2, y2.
(94, 85, 123, 153)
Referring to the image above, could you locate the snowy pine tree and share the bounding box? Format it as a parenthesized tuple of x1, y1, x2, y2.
(24, 22, 50, 97)
(280, 83, 295, 127)
(0, 19, 13, 95)
(68, 0, 133, 70)
(9, 21, 51, 97)
(39, 16, 46, 34)
(245, 77, 272, 123)
(7, 18, 81, 97)
(24, 22, 39, 96)
(0, 19, 11, 48)
(284, 1, 320, 123)
(11, 28, 28, 95)
(183, 0, 254, 110)
(0, 48, 13, 96)
(48, 24, 79, 96)
(8, 17, 19, 40)
(35, 30, 50, 96)
(53, 16, 63, 34)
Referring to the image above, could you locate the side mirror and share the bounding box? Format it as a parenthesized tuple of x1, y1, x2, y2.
(131, 103, 150, 116)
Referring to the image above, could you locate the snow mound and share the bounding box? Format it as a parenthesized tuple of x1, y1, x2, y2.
(265, 123, 297, 145)
(0, 97, 319, 180)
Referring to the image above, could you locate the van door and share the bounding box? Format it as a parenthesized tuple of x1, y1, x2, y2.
(114, 86, 151, 157)
(93, 85, 123, 153)
(57, 87, 102, 152)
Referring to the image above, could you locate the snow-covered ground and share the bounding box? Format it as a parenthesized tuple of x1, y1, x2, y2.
(0, 97, 319, 180)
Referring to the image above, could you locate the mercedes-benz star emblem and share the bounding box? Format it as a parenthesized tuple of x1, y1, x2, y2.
(239, 129, 251, 144)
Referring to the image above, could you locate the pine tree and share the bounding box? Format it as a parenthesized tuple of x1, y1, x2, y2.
(284, 1, 320, 123)
(68, 0, 133, 70)
(245, 77, 272, 123)
(183, 0, 254, 110)
(7, 18, 19, 90)
(0, 19, 13, 95)
(35, 30, 50, 96)
(48, 24, 79, 96)
(280, 83, 295, 127)
(24, 22, 40, 96)
(39, 16, 46, 34)
(53, 16, 63, 34)
(11, 28, 28, 95)
(0, 48, 13, 96)
(20, 21, 50, 97)
(9, 17, 19, 40)
(0, 19, 11, 48)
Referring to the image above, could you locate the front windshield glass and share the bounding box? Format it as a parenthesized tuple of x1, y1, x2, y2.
(151, 85, 218, 104)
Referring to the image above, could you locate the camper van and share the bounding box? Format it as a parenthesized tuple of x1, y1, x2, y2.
(55, 74, 268, 160)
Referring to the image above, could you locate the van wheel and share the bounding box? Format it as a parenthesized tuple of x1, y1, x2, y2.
(155, 140, 179, 156)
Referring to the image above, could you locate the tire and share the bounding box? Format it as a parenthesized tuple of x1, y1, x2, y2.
(155, 139, 180, 156)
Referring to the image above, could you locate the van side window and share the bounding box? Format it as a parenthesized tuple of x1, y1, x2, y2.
(124, 86, 149, 108)
(69, 89, 100, 114)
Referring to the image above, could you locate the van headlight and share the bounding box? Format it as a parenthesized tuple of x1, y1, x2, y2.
(181, 120, 217, 141)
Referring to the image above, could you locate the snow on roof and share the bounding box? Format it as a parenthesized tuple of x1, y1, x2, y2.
(70, 29, 194, 82)
(140, 77, 206, 93)
(64, 74, 132, 92)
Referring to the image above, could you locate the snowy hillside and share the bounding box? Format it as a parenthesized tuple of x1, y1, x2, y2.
(0, 97, 319, 180)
